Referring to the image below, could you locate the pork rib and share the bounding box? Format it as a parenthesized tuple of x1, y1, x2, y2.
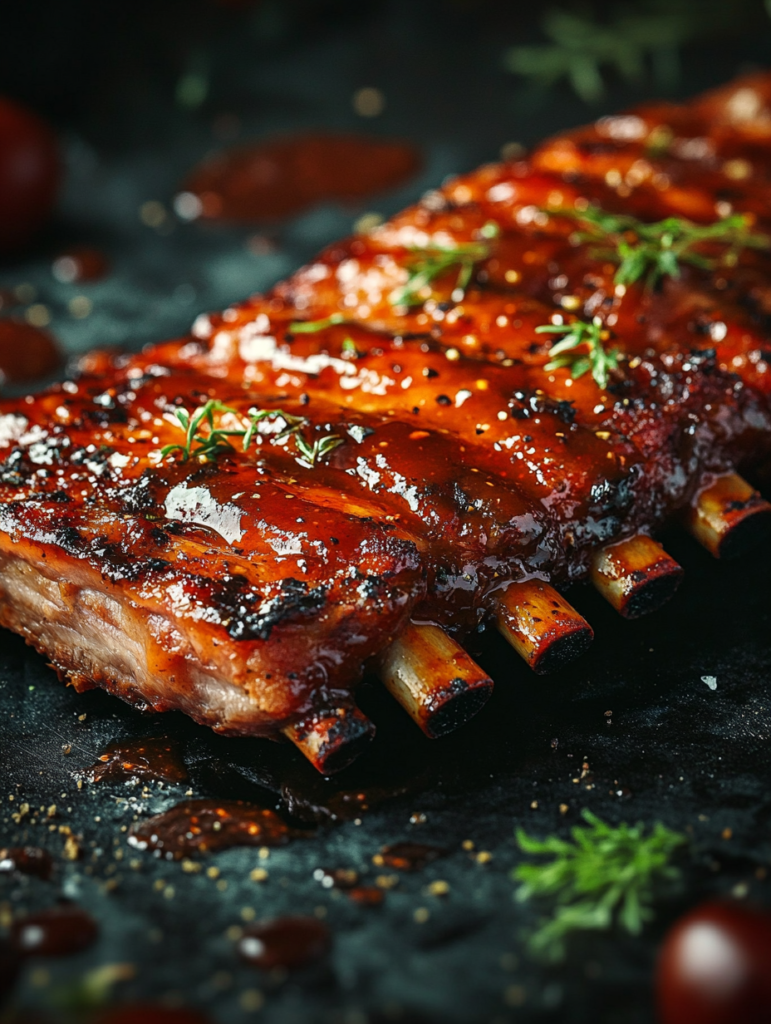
(3, 73, 771, 769)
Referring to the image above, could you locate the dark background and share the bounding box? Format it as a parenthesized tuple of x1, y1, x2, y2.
(2, 2, 771, 1022)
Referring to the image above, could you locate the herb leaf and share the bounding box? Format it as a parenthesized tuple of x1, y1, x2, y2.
(161, 400, 344, 469)
(288, 313, 346, 333)
(389, 238, 494, 308)
(552, 207, 769, 288)
(294, 431, 345, 468)
(503, 2, 760, 102)
(537, 317, 619, 389)
(160, 399, 243, 462)
(513, 809, 686, 962)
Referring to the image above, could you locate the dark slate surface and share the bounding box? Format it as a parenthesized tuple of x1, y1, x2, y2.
(1, 3, 771, 1022)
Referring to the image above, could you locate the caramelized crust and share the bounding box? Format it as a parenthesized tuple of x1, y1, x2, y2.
(5, 73, 771, 738)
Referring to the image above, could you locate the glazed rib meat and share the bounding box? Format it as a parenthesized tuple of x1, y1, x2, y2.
(4, 73, 771, 770)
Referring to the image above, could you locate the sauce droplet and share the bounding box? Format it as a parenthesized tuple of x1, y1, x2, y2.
(52, 247, 109, 284)
(374, 842, 447, 871)
(237, 917, 330, 970)
(181, 133, 421, 222)
(0, 846, 54, 880)
(0, 319, 60, 384)
(10, 903, 99, 957)
(78, 737, 188, 785)
(346, 886, 385, 906)
(127, 799, 300, 858)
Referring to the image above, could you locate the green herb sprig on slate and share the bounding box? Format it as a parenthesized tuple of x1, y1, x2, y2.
(390, 225, 498, 308)
(513, 810, 686, 962)
(504, 1, 765, 103)
(553, 207, 769, 289)
(537, 318, 620, 389)
(161, 399, 343, 468)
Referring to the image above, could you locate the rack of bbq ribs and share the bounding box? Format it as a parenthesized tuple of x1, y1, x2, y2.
(2, 72, 771, 775)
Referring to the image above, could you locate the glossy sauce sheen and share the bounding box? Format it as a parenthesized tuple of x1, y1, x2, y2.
(127, 799, 298, 857)
(3, 75, 771, 739)
(183, 133, 421, 221)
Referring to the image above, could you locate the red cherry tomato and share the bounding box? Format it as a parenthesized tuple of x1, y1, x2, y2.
(656, 900, 771, 1024)
(0, 96, 59, 253)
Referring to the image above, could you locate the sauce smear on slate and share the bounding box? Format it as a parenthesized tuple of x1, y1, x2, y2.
(182, 133, 421, 221)
(127, 798, 300, 858)
(0, 320, 60, 383)
(10, 903, 99, 956)
(0, 846, 54, 880)
(237, 917, 331, 970)
(80, 737, 188, 785)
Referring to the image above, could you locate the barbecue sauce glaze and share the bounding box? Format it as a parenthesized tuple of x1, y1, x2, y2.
(1, 75, 771, 738)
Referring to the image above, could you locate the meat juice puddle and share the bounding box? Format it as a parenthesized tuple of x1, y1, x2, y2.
(180, 133, 421, 222)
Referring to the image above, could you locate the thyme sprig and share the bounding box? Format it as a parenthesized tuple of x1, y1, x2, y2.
(288, 313, 346, 333)
(513, 810, 686, 962)
(160, 399, 244, 462)
(389, 237, 494, 308)
(294, 432, 345, 468)
(553, 207, 769, 289)
(504, 1, 764, 103)
(537, 317, 620, 389)
(160, 399, 343, 468)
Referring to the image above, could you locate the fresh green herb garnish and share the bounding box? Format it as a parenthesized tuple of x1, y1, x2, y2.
(553, 207, 769, 289)
(160, 399, 244, 462)
(504, 1, 765, 103)
(513, 810, 686, 962)
(537, 317, 620, 389)
(288, 313, 346, 333)
(294, 432, 345, 468)
(161, 399, 343, 468)
(389, 237, 495, 308)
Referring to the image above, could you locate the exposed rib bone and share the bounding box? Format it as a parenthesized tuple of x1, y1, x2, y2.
(686, 472, 771, 559)
(379, 622, 493, 738)
(493, 580, 593, 674)
(590, 535, 683, 619)
(283, 706, 375, 775)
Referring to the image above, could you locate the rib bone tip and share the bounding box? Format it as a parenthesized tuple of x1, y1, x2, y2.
(688, 472, 771, 559)
(494, 580, 593, 674)
(591, 534, 683, 620)
(379, 622, 493, 738)
(283, 705, 375, 775)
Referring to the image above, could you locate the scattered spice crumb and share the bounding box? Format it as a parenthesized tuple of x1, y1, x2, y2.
(426, 880, 450, 896)
(413, 907, 430, 923)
